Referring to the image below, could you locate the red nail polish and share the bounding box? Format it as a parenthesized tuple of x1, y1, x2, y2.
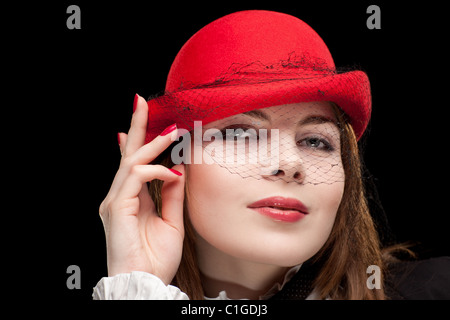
(160, 123, 177, 136)
(133, 94, 138, 113)
(169, 168, 182, 176)
(117, 132, 121, 145)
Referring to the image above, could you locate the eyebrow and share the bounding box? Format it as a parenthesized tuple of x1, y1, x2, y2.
(242, 110, 270, 121)
(243, 110, 338, 128)
(297, 115, 338, 127)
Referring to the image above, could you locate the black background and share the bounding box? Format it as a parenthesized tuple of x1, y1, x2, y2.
(12, 1, 449, 305)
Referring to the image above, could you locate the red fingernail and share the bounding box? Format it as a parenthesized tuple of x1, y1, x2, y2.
(160, 123, 177, 136)
(169, 168, 182, 176)
(133, 94, 138, 113)
(117, 132, 121, 145)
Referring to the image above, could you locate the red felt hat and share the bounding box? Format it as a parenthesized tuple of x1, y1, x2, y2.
(145, 10, 371, 143)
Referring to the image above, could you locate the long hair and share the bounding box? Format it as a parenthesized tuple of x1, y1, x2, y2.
(149, 104, 392, 300)
(309, 106, 385, 299)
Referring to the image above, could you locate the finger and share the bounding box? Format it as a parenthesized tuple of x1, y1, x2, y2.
(107, 127, 174, 201)
(160, 164, 185, 235)
(136, 181, 156, 221)
(118, 132, 128, 155)
(126, 125, 178, 166)
(117, 164, 183, 203)
(125, 94, 148, 156)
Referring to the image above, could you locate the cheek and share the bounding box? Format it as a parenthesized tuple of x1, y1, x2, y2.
(318, 181, 344, 218)
(305, 182, 344, 246)
(186, 163, 243, 233)
(186, 163, 267, 262)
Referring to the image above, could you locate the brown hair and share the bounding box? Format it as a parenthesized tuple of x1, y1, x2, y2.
(149, 104, 397, 300)
(308, 106, 385, 299)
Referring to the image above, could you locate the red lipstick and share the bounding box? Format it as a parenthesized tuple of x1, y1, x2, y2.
(248, 196, 308, 222)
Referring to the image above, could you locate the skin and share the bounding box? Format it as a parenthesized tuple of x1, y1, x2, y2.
(99, 96, 344, 299)
(188, 102, 344, 298)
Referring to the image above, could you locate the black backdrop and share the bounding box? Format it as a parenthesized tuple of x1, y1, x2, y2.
(16, 1, 449, 303)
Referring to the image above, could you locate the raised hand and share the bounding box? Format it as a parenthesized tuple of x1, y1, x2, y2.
(99, 94, 185, 285)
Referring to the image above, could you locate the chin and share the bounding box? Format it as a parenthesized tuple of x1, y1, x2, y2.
(255, 247, 318, 267)
(227, 236, 324, 267)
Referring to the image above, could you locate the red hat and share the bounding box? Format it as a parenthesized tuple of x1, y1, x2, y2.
(145, 10, 371, 143)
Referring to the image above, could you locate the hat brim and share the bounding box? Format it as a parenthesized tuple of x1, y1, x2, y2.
(146, 70, 371, 143)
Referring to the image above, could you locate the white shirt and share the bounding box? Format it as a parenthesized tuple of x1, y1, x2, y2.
(92, 265, 322, 300)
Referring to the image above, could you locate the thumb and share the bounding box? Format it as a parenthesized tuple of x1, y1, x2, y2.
(160, 164, 186, 236)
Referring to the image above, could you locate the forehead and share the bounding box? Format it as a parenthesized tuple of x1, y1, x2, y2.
(245, 102, 336, 122)
(202, 101, 338, 129)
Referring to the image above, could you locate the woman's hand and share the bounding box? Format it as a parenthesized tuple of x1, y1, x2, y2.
(99, 94, 185, 285)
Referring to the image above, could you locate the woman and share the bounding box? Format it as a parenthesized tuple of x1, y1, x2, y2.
(93, 10, 449, 300)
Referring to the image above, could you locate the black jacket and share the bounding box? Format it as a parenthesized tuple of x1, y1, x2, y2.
(385, 257, 450, 299)
(270, 257, 450, 300)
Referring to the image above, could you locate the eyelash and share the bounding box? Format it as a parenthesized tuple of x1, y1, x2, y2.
(217, 125, 335, 152)
(297, 136, 334, 152)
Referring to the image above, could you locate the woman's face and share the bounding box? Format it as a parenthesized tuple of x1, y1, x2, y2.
(186, 102, 345, 267)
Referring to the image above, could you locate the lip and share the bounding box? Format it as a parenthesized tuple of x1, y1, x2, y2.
(247, 196, 309, 222)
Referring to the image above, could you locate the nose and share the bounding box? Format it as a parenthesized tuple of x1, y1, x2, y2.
(261, 140, 304, 183)
(267, 161, 303, 183)
(271, 168, 302, 180)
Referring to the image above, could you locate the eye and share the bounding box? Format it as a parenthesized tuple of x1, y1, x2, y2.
(297, 136, 333, 151)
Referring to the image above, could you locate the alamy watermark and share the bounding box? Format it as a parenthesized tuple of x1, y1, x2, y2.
(65, 264, 381, 291)
(67, 5, 380, 31)
(366, 5, 381, 30)
(66, 265, 81, 289)
(169, 121, 281, 175)
(366, 265, 381, 289)
(66, 5, 81, 30)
